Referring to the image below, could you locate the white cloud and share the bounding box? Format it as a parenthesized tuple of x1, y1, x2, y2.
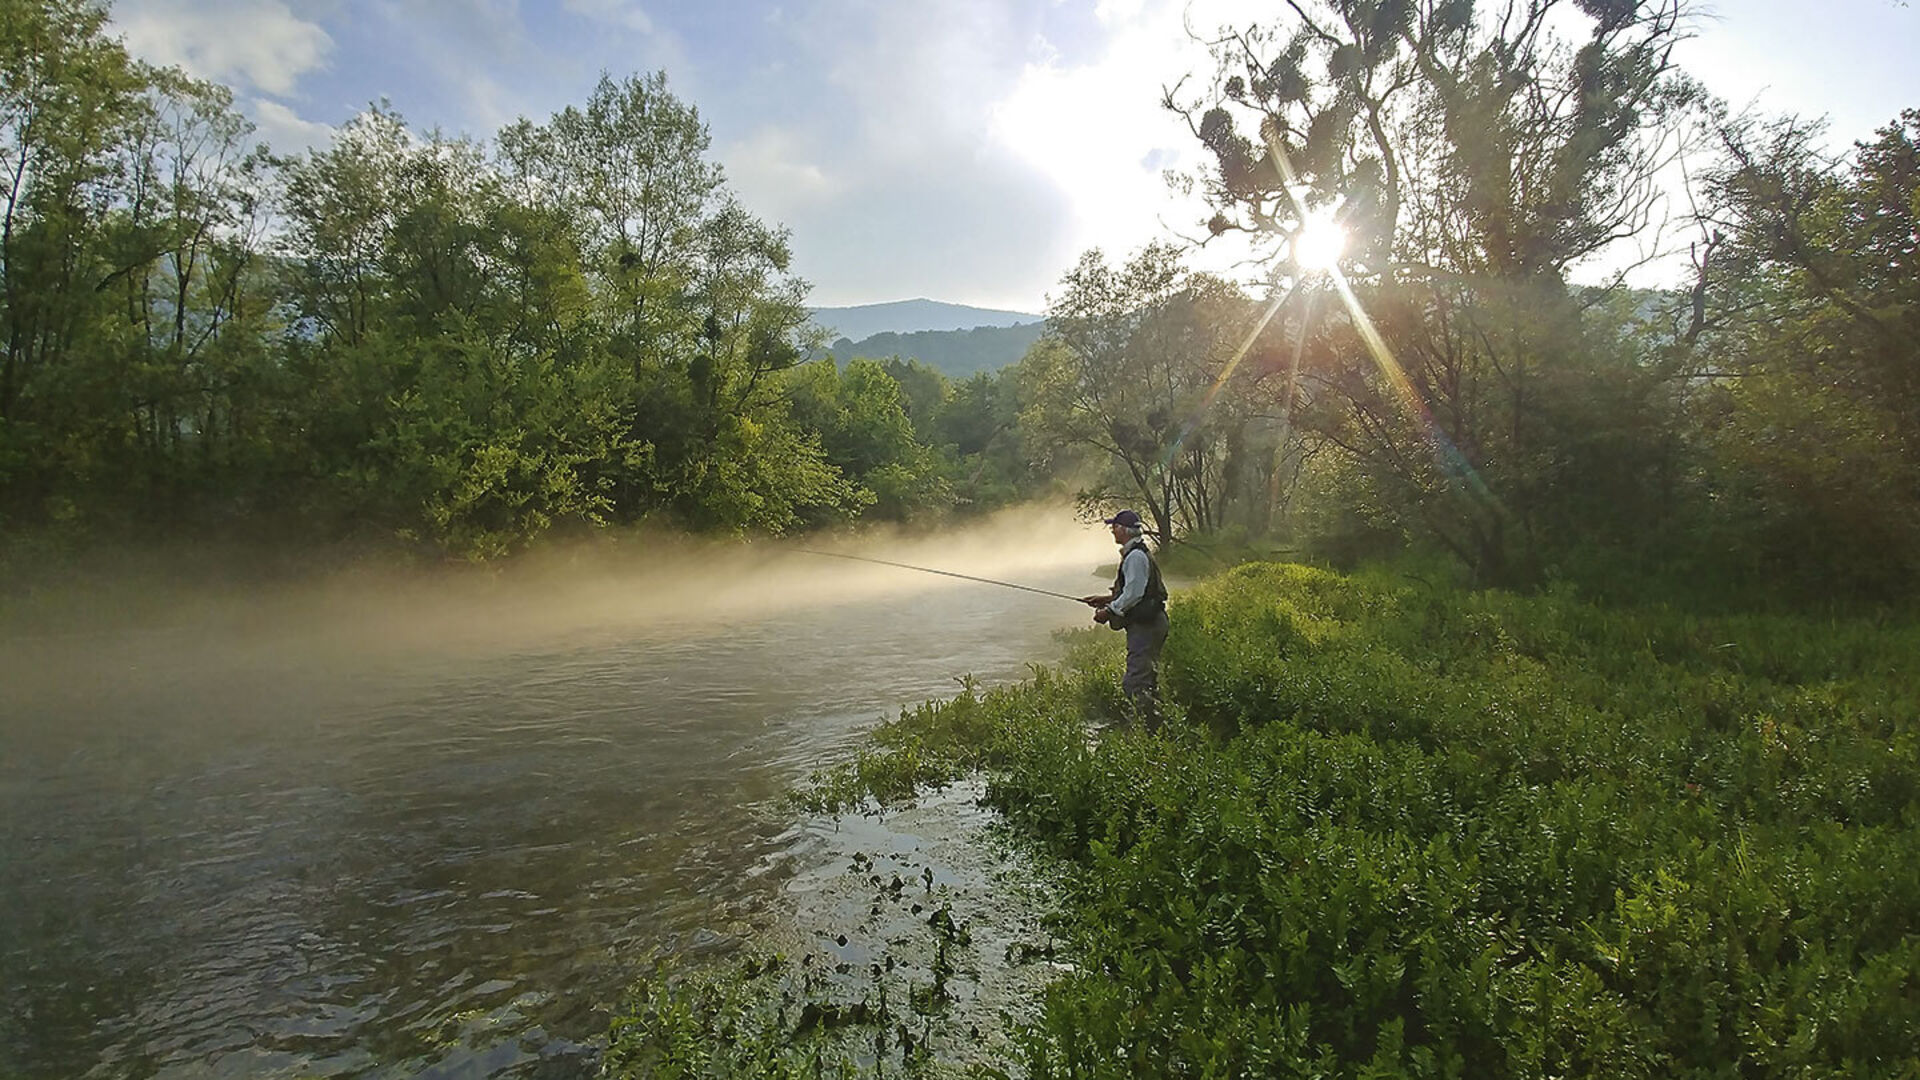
(708, 1, 1069, 306)
(112, 0, 332, 97)
(737, 0, 1278, 307)
(249, 99, 336, 153)
(786, 2, 1030, 161)
(986, 1, 1224, 270)
(562, 0, 656, 35)
(721, 126, 840, 218)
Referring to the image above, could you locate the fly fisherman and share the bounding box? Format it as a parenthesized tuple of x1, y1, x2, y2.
(1081, 509, 1170, 724)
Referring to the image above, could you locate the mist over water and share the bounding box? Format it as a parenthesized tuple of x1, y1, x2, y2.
(0, 507, 1114, 1079)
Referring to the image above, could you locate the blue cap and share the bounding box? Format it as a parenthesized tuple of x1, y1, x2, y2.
(1103, 509, 1143, 528)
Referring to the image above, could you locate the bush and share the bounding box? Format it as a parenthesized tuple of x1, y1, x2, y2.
(609, 564, 1920, 1077)
(777, 564, 1920, 1078)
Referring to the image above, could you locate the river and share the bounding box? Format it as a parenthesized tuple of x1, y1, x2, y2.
(0, 514, 1112, 1078)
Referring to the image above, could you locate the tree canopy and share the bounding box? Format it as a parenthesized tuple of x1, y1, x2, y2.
(3, 0, 1913, 604)
(0, 4, 1049, 564)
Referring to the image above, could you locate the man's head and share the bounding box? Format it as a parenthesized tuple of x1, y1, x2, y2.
(1103, 508, 1144, 543)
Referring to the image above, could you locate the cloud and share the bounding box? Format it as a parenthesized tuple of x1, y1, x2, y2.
(112, 0, 332, 97)
(682, 1, 1072, 306)
(720, 126, 840, 218)
(779, 147, 1072, 310)
(985, 0, 1227, 269)
(349, 0, 690, 141)
(249, 99, 336, 153)
(562, 0, 656, 35)
(787, 1, 1040, 161)
(695, 0, 1273, 307)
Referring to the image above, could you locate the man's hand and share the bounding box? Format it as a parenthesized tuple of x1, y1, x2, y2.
(1093, 607, 1111, 624)
(1081, 594, 1111, 607)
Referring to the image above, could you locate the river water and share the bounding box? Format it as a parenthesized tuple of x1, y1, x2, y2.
(0, 516, 1112, 1078)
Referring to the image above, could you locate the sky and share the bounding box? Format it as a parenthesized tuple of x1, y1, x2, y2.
(107, 0, 1920, 312)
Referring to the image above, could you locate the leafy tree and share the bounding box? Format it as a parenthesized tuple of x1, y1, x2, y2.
(276, 110, 617, 547)
(1692, 110, 1920, 594)
(1022, 243, 1285, 540)
(877, 355, 949, 435)
(783, 358, 951, 522)
(1176, 0, 1707, 581)
(0, 8, 912, 560)
(0, 1, 278, 532)
(265, 75, 864, 550)
(935, 367, 1044, 509)
(498, 73, 844, 535)
(110, 72, 277, 501)
(498, 71, 719, 359)
(862, 356, 1050, 513)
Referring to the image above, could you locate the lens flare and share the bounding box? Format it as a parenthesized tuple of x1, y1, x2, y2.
(1261, 132, 1501, 511)
(1148, 134, 1502, 529)
(1292, 217, 1347, 272)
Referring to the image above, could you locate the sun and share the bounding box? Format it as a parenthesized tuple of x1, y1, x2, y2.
(1291, 215, 1348, 273)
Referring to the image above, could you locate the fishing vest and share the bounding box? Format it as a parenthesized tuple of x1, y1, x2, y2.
(1110, 539, 1168, 627)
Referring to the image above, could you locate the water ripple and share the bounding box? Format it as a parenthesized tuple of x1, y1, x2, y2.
(1, 558, 1105, 1078)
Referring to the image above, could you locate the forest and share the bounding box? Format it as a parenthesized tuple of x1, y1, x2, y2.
(820, 322, 1047, 381)
(3, 0, 1917, 605)
(0, 1, 1049, 569)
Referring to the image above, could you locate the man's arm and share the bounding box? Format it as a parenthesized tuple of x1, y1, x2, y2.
(1107, 548, 1149, 616)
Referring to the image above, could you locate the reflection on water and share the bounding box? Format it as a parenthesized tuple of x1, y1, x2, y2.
(0, 518, 1111, 1078)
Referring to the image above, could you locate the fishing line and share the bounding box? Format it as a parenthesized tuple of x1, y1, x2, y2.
(791, 548, 1089, 603)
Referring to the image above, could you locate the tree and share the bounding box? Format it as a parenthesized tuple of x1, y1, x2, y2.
(0, 1, 277, 530)
(0, 21, 1018, 560)
(783, 358, 951, 522)
(877, 356, 950, 435)
(1023, 243, 1284, 541)
(498, 73, 844, 534)
(1176, 0, 1708, 581)
(1692, 110, 1920, 594)
(498, 72, 720, 359)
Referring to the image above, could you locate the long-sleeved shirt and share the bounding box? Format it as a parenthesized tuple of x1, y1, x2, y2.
(1109, 540, 1153, 617)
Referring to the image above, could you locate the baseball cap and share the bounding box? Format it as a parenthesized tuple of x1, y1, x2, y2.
(1103, 509, 1143, 528)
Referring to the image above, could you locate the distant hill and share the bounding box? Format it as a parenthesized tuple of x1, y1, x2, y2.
(810, 298, 1040, 341)
(821, 321, 1048, 380)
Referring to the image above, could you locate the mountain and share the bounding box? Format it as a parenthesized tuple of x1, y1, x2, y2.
(809, 298, 1041, 341)
(821, 322, 1048, 379)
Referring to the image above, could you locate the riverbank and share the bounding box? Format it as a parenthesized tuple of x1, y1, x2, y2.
(605, 561, 1920, 1077)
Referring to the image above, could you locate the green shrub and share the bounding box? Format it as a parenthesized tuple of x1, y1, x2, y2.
(617, 564, 1920, 1078)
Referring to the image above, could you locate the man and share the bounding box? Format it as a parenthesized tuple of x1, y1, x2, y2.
(1081, 509, 1170, 722)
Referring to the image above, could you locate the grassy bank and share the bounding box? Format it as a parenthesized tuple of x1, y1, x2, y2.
(606, 563, 1920, 1077)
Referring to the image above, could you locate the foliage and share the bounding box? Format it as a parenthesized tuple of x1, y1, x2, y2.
(782, 358, 950, 521)
(782, 354, 1053, 517)
(604, 955, 862, 1079)
(0, 5, 960, 560)
(1173, 1, 1713, 584)
(0, 0, 265, 529)
(1020, 244, 1300, 539)
(1691, 110, 1920, 596)
(792, 563, 1920, 1078)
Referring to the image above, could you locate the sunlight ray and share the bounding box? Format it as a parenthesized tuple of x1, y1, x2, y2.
(1159, 278, 1300, 473)
(1323, 266, 1496, 503)
(1259, 132, 1498, 506)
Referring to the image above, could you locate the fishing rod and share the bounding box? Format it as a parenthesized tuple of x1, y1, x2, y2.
(792, 548, 1091, 604)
